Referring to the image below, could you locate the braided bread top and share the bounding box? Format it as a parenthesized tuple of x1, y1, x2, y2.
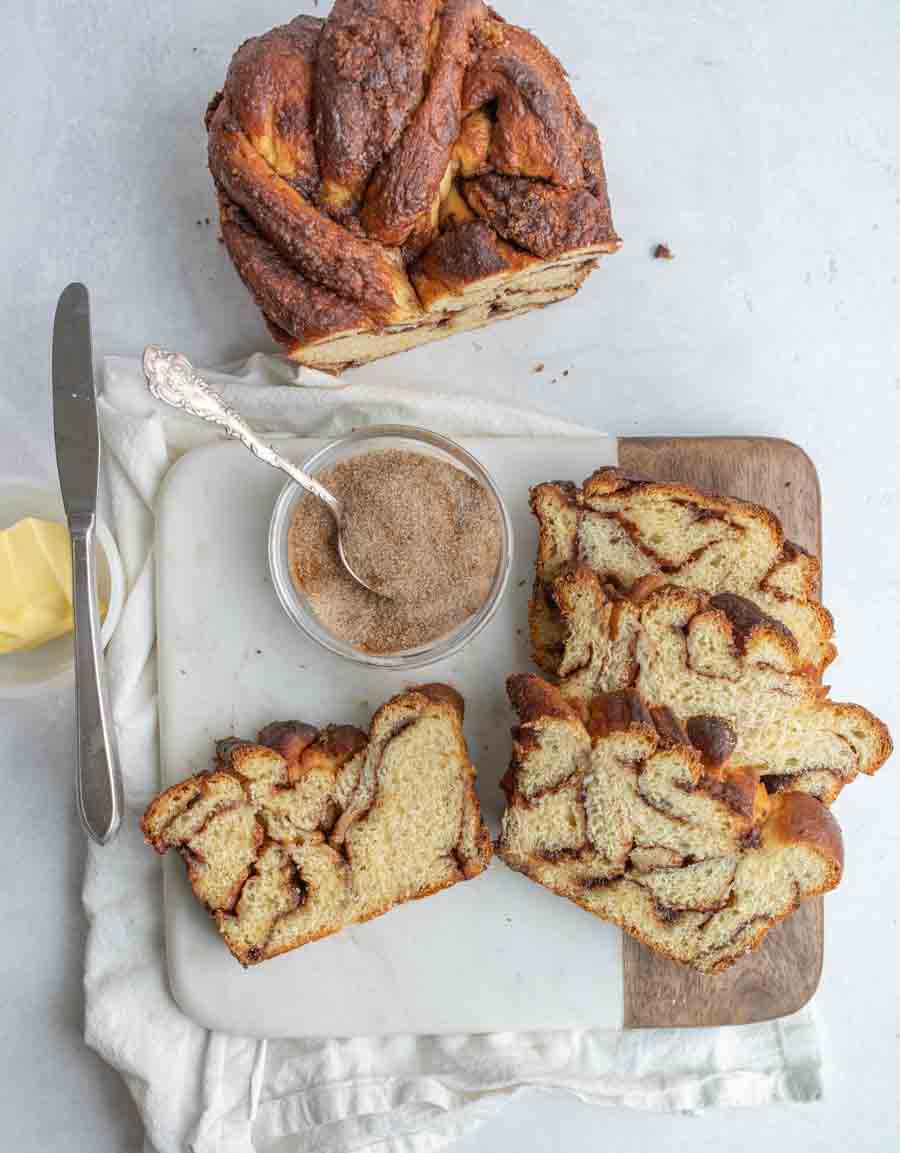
(207, 1, 619, 343)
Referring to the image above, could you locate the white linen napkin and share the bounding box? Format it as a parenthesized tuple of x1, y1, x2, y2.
(86, 353, 827, 1153)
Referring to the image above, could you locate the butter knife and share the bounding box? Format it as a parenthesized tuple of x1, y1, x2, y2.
(52, 283, 123, 845)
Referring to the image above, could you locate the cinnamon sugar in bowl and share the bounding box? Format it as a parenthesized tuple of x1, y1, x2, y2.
(268, 427, 512, 669)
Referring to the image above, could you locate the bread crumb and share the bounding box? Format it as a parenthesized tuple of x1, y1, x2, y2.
(532, 362, 545, 374)
(654, 243, 675, 260)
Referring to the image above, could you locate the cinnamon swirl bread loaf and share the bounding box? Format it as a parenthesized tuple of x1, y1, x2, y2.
(142, 684, 492, 964)
(207, 2, 620, 372)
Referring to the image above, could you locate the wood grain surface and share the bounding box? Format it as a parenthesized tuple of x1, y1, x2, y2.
(618, 437, 824, 1028)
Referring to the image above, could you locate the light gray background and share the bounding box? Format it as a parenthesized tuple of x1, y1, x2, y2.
(2, 0, 898, 1149)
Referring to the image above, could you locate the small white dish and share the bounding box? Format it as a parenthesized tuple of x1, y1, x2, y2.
(0, 481, 124, 699)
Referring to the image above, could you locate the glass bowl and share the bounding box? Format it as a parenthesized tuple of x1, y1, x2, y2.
(268, 425, 513, 669)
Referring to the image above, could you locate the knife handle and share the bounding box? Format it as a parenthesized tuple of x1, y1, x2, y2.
(70, 515, 123, 844)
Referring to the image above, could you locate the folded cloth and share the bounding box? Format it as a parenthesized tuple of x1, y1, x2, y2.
(85, 353, 826, 1153)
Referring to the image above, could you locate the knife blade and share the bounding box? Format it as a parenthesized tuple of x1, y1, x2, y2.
(53, 282, 99, 518)
(52, 283, 123, 845)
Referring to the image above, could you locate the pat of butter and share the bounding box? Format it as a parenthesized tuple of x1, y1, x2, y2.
(0, 517, 106, 654)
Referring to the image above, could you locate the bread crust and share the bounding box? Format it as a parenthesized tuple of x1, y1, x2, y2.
(217, 194, 378, 344)
(315, 0, 441, 214)
(507, 671, 581, 726)
(410, 219, 536, 309)
(207, 1, 620, 368)
(463, 173, 619, 259)
(765, 792, 844, 875)
(223, 15, 322, 196)
(210, 118, 410, 322)
(361, 0, 487, 250)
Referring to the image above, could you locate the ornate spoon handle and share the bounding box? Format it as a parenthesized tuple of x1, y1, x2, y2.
(142, 346, 342, 518)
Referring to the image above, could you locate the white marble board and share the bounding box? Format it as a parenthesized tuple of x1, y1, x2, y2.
(156, 435, 621, 1038)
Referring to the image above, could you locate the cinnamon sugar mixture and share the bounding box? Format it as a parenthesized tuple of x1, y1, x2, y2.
(288, 449, 502, 653)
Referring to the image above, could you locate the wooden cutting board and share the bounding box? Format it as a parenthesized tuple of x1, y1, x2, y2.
(618, 437, 824, 1028)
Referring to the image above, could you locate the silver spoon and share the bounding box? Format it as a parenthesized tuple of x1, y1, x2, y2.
(142, 346, 377, 593)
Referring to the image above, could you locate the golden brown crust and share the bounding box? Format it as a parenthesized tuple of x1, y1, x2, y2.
(268, 723, 369, 786)
(141, 774, 206, 852)
(462, 19, 593, 187)
(765, 792, 844, 874)
(586, 689, 654, 737)
(647, 705, 691, 748)
(217, 195, 376, 345)
(507, 672, 581, 726)
(224, 16, 323, 196)
(463, 173, 620, 259)
(210, 107, 412, 321)
(529, 480, 578, 568)
(362, 0, 487, 249)
(457, 801, 494, 877)
(527, 481, 580, 671)
(685, 715, 738, 768)
(311, 724, 370, 765)
(411, 682, 467, 718)
(315, 0, 441, 214)
(410, 219, 535, 308)
(256, 721, 320, 770)
(699, 764, 763, 821)
(208, 1, 619, 368)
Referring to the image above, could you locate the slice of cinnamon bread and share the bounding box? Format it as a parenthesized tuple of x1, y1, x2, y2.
(498, 675, 844, 973)
(143, 684, 492, 965)
(548, 572, 891, 804)
(529, 468, 836, 677)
